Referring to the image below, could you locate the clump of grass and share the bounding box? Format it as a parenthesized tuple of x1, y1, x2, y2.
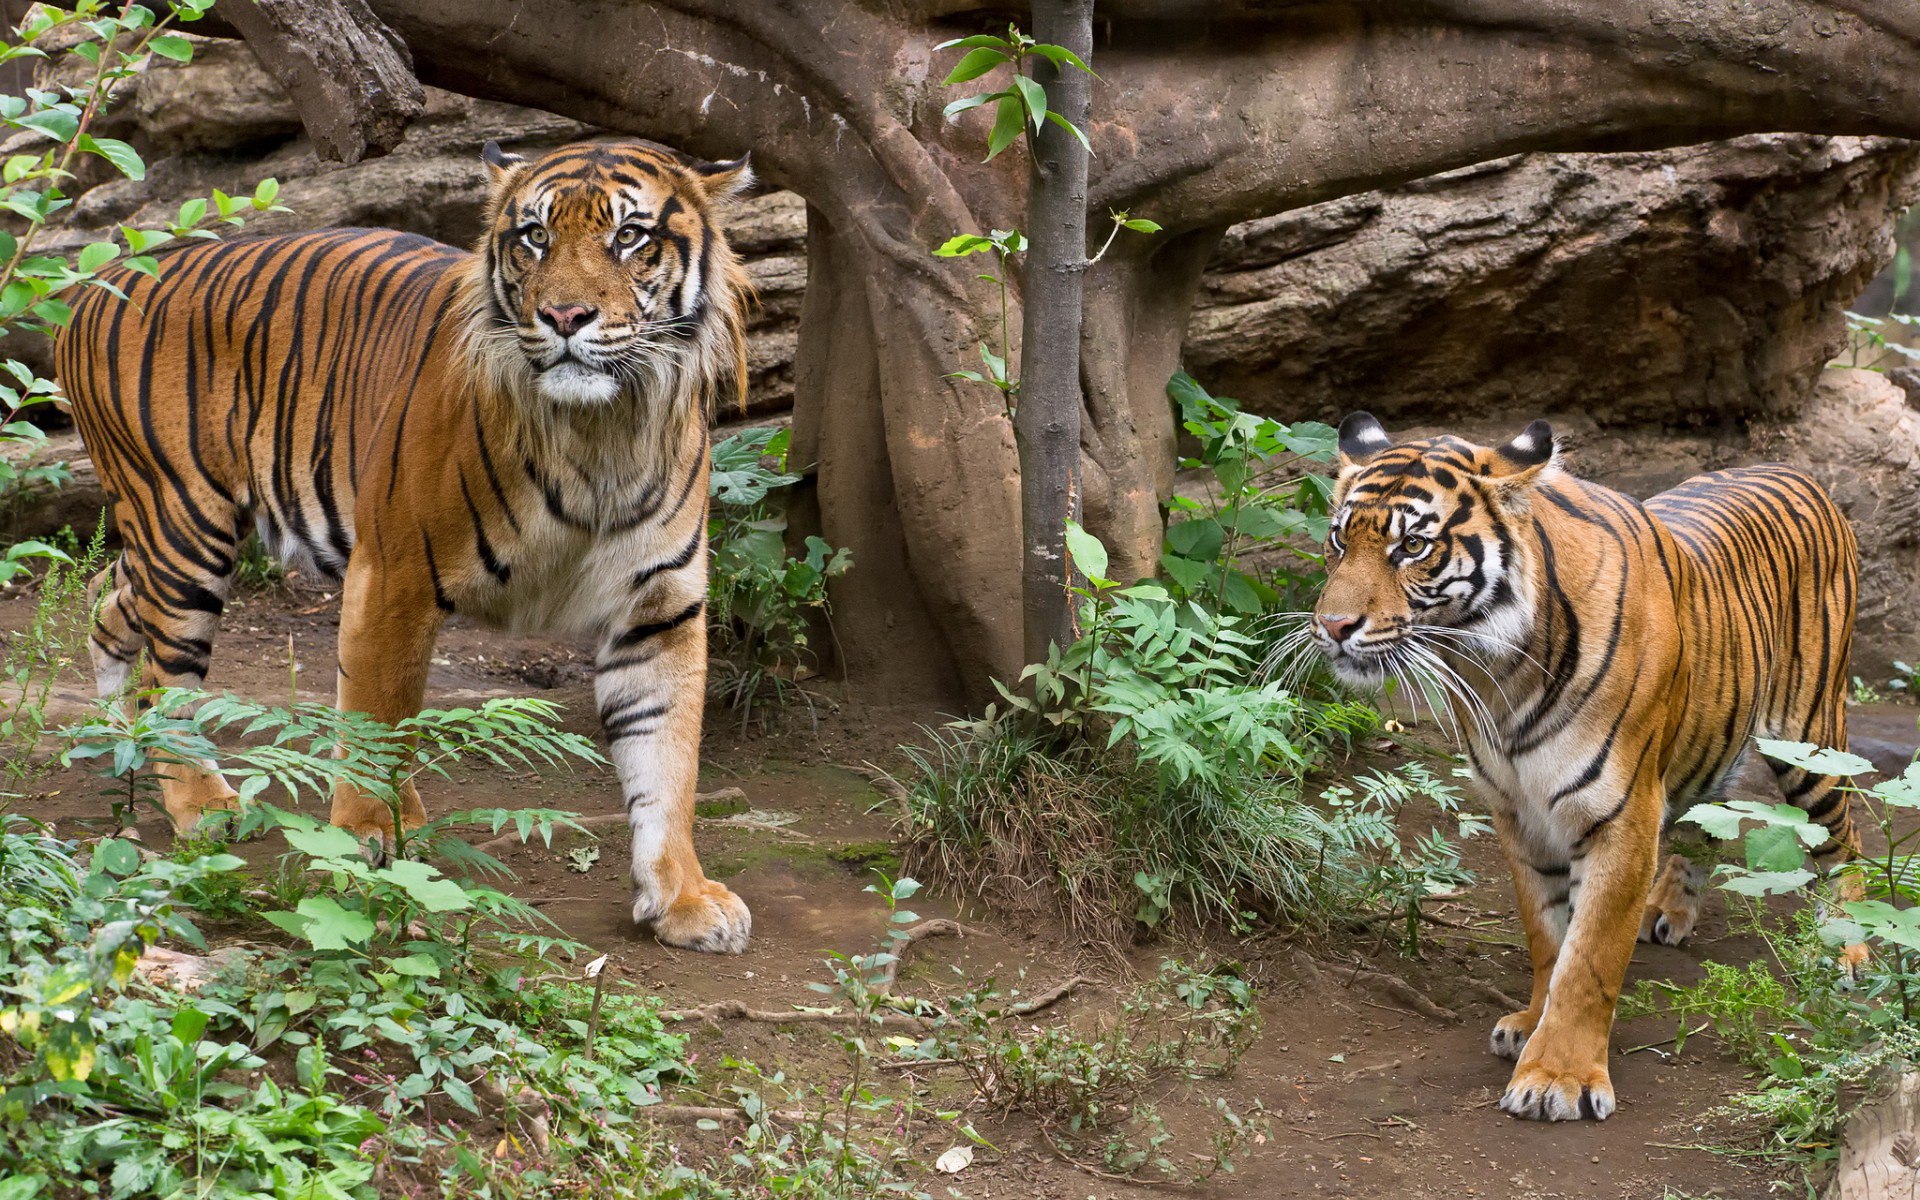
(899, 713, 1440, 945)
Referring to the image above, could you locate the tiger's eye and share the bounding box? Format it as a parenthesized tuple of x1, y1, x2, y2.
(1401, 534, 1428, 557)
(616, 225, 648, 248)
(526, 226, 548, 247)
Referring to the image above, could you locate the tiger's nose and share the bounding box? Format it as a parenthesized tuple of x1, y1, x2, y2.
(1315, 613, 1365, 644)
(539, 303, 598, 337)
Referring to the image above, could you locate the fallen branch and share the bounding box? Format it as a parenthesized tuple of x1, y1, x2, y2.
(1292, 952, 1457, 1023)
(658, 998, 932, 1027)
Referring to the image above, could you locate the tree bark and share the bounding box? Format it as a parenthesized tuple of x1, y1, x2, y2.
(238, 0, 1920, 703)
(211, 0, 420, 163)
(1015, 2, 1094, 662)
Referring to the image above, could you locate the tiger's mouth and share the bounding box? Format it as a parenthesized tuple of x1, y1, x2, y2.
(534, 357, 620, 406)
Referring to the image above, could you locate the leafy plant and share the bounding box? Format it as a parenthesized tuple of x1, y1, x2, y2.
(706, 426, 852, 726)
(0, 524, 101, 787)
(1839, 309, 1920, 372)
(1162, 371, 1338, 616)
(0, 0, 285, 579)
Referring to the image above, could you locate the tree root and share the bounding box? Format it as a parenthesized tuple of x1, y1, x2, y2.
(1292, 951, 1457, 1023)
(1462, 979, 1526, 1012)
(875, 919, 972, 993)
(642, 1103, 813, 1125)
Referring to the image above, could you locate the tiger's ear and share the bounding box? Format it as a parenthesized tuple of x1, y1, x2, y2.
(693, 154, 754, 202)
(1338, 411, 1391, 470)
(1487, 419, 1559, 505)
(482, 140, 527, 177)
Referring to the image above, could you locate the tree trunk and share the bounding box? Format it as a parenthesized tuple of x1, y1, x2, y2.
(1015, 1, 1094, 662)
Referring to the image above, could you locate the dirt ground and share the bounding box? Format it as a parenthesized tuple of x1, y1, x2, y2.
(9, 577, 1919, 1200)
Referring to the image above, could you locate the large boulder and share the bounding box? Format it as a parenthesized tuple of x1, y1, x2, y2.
(1184, 137, 1920, 428)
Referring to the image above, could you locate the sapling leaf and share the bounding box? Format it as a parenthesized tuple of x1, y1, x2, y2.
(1754, 738, 1873, 778)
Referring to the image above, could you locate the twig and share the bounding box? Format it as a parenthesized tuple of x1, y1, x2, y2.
(1292, 951, 1457, 1023)
(1290, 1126, 1382, 1142)
(1353, 907, 1477, 931)
(527, 895, 597, 908)
(475, 813, 627, 855)
(1623, 1022, 1710, 1056)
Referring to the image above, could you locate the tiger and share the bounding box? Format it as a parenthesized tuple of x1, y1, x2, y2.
(54, 138, 757, 953)
(1306, 413, 1860, 1120)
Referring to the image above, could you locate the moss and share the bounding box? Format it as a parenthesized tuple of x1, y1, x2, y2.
(826, 840, 900, 876)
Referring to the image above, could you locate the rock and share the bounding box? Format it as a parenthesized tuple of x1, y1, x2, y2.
(1754, 369, 1920, 675)
(1825, 1071, 1920, 1200)
(1184, 136, 1920, 429)
(0, 429, 109, 546)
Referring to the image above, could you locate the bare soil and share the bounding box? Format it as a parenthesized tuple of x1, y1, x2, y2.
(9, 577, 1918, 1200)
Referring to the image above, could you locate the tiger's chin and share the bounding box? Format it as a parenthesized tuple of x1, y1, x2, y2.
(1325, 652, 1392, 690)
(535, 360, 622, 406)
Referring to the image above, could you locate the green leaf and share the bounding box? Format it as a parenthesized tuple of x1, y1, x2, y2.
(1122, 217, 1162, 233)
(1063, 520, 1108, 584)
(942, 93, 997, 122)
(12, 109, 78, 143)
(252, 178, 280, 209)
(1165, 517, 1225, 561)
(286, 896, 374, 951)
(1012, 74, 1046, 131)
(934, 234, 994, 258)
(29, 297, 71, 327)
(984, 96, 1024, 162)
(1043, 109, 1092, 155)
(387, 953, 441, 978)
(942, 46, 1011, 85)
(1026, 43, 1094, 75)
(91, 838, 142, 877)
(380, 859, 473, 913)
(1745, 824, 1810, 873)
(77, 135, 143, 180)
(1754, 738, 1873, 778)
(933, 34, 1011, 52)
(1714, 867, 1814, 897)
(149, 34, 193, 62)
(284, 823, 367, 861)
(75, 241, 118, 274)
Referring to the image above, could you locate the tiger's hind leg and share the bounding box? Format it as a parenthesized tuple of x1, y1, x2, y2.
(111, 515, 245, 831)
(86, 556, 143, 698)
(1638, 850, 1708, 946)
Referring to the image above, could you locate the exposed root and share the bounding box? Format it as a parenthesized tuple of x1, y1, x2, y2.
(1292, 951, 1457, 1023)
(1462, 979, 1525, 1012)
(659, 974, 1092, 1027)
(874, 918, 973, 994)
(1008, 974, 1094, 1016)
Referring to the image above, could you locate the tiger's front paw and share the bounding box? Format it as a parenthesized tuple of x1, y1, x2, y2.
(639, 878, 751, 954)
(1499, 1057, 1615, 1121)
(1489, 1008, 1539, 1060)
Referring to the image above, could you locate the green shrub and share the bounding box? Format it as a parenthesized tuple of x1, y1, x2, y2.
(706, 427, 851, 725)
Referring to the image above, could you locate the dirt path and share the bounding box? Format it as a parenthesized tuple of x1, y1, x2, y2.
(11, 581, 1916, 1199)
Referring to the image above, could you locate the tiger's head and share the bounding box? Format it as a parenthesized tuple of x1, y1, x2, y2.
(1311, 412, 1558, 688)
(467, 138, 751, 409)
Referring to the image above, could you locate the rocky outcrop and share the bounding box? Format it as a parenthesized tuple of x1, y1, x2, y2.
(1184, 137, 1920, 427)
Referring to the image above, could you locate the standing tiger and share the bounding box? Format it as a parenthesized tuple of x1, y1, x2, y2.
(54, 139, 756, 953)
(1309, 413, 1859, 1120)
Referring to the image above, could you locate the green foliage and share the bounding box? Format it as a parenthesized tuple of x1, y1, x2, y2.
(1163, 371, 1338, 615)
(0, 1, 286, 571)
(1, 524, 101, 788)
(1839, 309, 1920, 372)
(1890, 658, 1919, 700)
(936, 25, 1093, 162)
(1649, 740, 1920, 1168)
(706, 427, 851, 725)
(60, 689, 602, 847)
